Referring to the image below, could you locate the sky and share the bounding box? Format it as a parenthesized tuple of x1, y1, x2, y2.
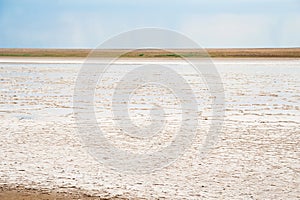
(0, 0, 300, 48)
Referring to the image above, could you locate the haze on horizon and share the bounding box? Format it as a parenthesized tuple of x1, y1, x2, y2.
(0, 0, 300, 48)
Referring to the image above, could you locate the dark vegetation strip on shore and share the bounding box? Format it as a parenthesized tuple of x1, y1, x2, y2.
(0, 48, 300, 58)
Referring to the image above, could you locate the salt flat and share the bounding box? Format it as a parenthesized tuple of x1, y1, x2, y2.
(0, 58, 299, 199)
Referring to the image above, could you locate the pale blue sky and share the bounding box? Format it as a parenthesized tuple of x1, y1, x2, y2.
(1, 0, 300, 48)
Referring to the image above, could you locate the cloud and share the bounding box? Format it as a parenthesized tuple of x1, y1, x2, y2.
(279, 14, 300, 47)
(1, 0, 299, 48)
(180, 14, 282, 47)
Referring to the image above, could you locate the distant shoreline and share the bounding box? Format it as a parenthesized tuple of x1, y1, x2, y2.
(0, 48, 300, 58)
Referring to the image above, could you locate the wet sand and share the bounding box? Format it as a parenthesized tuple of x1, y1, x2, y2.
(0, 58, 299, 199)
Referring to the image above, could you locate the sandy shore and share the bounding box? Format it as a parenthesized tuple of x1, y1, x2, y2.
(1, 48, 300, 58)
(0, 58, 299, 199)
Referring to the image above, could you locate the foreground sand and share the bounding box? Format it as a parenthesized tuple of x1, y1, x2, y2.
(0, 186, 119, 200)
(0, 58, 299, 199)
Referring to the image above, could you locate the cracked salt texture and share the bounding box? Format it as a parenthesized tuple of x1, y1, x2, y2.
(0, 58, 299, 199)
